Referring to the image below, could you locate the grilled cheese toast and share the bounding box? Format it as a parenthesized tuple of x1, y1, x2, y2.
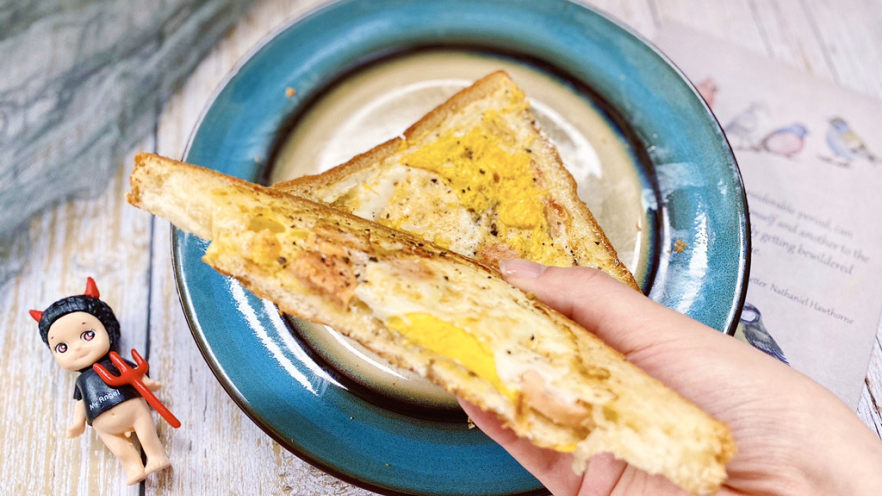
(273, 71, 639, 290)
(128, 153, 734, 495)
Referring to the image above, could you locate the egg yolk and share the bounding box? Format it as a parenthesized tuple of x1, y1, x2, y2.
(386, 313, 513, 399)
(402, 108, 571, 265)
(405, 115, 545, 229)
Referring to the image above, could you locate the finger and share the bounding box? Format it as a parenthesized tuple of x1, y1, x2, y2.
(498, 259, 729, 357)
(459, 398, 582, 495)
(581, 453, 629, 495)
(497, 259, 787, 422)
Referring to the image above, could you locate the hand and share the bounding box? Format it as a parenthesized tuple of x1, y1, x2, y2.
(142, 377, 162, 392)
(460, 260, 882, 496)
(66, 400, 87, 438)
(66, 419, 86, 439)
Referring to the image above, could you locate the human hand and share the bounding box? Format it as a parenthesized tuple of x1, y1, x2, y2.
(460, 260, 882, 496)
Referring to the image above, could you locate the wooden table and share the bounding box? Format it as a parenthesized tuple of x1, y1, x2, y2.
(2, 0, 880, 494)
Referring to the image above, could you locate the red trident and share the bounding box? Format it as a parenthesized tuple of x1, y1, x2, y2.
(93, 349, 181, 428)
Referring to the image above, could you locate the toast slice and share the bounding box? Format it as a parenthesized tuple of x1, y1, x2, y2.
(273, 71, 639, 290)
(128, 153, 734, 494)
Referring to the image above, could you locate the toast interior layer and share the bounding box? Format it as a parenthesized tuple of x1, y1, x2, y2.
(129, 153, 734, 495)
(274, 71, 639, 290)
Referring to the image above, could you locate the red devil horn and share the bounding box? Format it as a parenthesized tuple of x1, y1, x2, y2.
(84, 277, 100, 298)
(29, 310, 43, 322)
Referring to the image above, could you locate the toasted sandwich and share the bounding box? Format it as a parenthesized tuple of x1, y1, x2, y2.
(128, 153, 734, 494)
(273, 71, 639, 290)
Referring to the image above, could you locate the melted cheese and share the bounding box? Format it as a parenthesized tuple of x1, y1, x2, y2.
(401, 107, 571, 265)
(405, 118, 544, 228)
(386, 312, 514, 399)
(356, 259, 580, 403)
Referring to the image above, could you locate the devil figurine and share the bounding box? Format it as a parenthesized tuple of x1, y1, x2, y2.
(30, 277, 173, 485)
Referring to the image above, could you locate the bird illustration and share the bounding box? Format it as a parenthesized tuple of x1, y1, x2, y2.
(695, 77, 718, 108)
(823, 117, 880, 166)
(735, 303, 789, 364)
(723, 102, 769, 149)
(756, 123, 808, 158)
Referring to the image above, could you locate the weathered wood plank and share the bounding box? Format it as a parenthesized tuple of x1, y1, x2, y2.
(0, 141, 154, 496)
(144, 0, 375, 493)
(792, 4, 882, 431)
(580, 0, 658, 38)
(743, 0, 838, 78)
(143, 222, 374, 493)
(649, 0, 768, 51)
(651, 0, 882, 436)
(796, 0, 882, 435)
(142, 1, 882, 493)
(0, 0, 255, 285)
(4, 1, 879, 494)
(801, 0, 882, 98)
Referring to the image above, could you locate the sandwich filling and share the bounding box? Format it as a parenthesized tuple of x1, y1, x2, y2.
(127, 149, 735, 495)
(203, 200, 611, 440)
(385, 313, 514, 400)
(318, 93, 580, 269)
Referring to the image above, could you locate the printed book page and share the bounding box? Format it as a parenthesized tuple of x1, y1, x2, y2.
(654, 24, 882, 408)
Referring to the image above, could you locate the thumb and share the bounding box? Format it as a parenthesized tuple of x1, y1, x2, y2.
(495, 259, 761, 406)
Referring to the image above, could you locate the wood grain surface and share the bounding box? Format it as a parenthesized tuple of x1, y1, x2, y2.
(2, 0, 879, 494)
(0, 0, 254, 284)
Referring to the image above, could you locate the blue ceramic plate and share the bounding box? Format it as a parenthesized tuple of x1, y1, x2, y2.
(174, 1, 749, 495)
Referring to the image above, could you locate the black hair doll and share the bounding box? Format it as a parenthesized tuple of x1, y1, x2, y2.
(30, 278, 171, 485)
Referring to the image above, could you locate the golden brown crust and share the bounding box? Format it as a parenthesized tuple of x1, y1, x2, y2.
(129, 153, 490, 274)
(273, 71, 513, 193)
(129, 153, 734, 495)
(273, 136, 403, 193)
(272, 71, 639, 290)
(530, 132, 637, 287)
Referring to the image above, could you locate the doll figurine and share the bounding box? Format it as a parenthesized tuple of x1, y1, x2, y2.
(30, 277, 171, 485)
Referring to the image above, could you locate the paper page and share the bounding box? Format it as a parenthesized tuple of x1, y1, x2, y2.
(653, 24, 882, 408)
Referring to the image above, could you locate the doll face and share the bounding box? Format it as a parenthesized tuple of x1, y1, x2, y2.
(47, 312, 111, 371)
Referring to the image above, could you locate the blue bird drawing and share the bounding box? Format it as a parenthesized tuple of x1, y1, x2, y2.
(756, 123, 808, 158)
(723, 102, 769, 149)
(823, 117, 880, 166)
(735, 303, 789, 365)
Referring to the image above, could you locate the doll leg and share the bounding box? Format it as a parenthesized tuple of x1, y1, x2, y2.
(131, 399, 171, 474)
(94, 429, 147, 485)
(92, 399, 151, 484)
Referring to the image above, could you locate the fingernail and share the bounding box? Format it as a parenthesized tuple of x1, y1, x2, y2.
(498, 259, 546, 279)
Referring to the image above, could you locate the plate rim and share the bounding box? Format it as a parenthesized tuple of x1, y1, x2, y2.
(173, 0, 750, 494)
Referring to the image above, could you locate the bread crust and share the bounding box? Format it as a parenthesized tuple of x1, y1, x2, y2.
(129, 153, 734, 495)
(273, 71, 640, 290)
(273, 72, 514, 192)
